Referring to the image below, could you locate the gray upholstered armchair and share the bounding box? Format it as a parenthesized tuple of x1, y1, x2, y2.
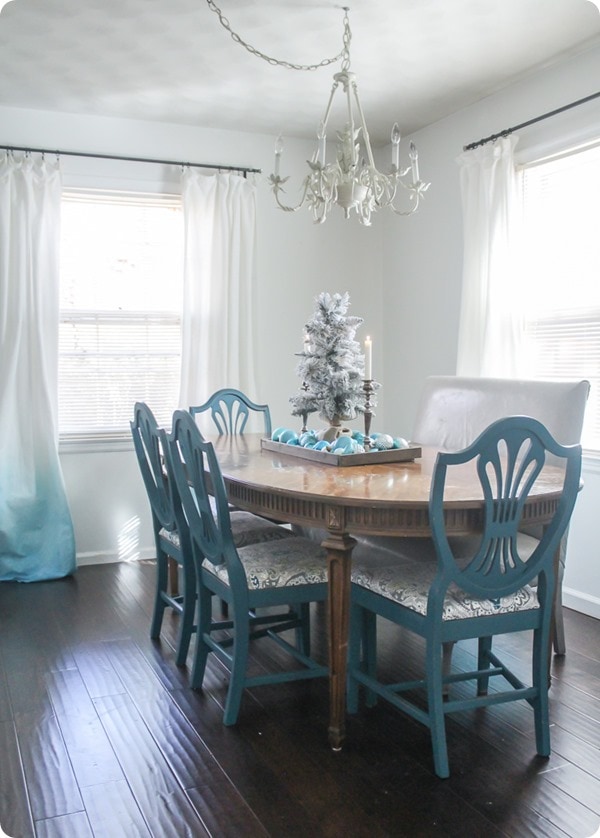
(410, 375, 590, 655)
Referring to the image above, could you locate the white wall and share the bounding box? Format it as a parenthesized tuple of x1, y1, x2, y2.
(381, 42, 600, 618)
(1, 104, 383, 566)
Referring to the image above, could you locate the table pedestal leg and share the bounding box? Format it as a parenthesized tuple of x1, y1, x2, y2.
(322, 532, 356, 751)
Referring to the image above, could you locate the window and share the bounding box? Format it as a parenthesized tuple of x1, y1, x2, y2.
(59, 190, 183, 439)
(520, 142, 600, 451)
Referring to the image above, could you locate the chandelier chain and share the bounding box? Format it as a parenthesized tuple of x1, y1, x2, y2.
(206, 0, 351, 72)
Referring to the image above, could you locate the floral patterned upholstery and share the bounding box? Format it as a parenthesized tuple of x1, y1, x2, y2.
(161, 511, 294, 552)
(160, 527, 181, 548)
(203, 537, 328, 590)
(351, 535, 540, 621)
(229, 511, 296, 548)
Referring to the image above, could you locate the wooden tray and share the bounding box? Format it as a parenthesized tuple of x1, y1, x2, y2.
(261, 438, 421, 467)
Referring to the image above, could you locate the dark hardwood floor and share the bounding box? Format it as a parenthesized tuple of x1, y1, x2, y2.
(1, 560, 599, 838)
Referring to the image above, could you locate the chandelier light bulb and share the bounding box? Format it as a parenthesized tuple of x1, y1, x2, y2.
(274, 134, 284, 176)
(391, 123, 401, 170)
(409, 141, 420, 183)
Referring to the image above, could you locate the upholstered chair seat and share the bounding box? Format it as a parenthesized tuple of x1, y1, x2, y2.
(162, 510, 295, 552)
(351, 534, 539, 621)
(205, 536, 329, 591)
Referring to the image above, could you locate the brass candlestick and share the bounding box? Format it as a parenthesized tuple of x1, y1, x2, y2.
(362, 379, 375, 449)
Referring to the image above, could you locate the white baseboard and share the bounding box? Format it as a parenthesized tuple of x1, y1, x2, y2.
(563, 587, 600, 620)
(76, 547, 156, 566)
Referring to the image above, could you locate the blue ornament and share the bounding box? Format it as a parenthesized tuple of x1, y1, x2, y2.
(299, 431, 318, 447)
(332, 436, 355, 453)
(393, 437, 410, 449)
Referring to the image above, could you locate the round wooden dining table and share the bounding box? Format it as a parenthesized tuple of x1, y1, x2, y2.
(209, 433, 567, 750)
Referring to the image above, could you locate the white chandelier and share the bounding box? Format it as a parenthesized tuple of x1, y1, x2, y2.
(207, 1, 429, 227)
(268, 9, 430, 226)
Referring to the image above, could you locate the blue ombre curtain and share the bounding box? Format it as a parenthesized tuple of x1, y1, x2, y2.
(0, 152, 76, 581)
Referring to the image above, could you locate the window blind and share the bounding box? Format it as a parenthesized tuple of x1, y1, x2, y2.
(59, 191, 183, 439)
(521, 142, 600, 451)
(59, 311, 181, 435)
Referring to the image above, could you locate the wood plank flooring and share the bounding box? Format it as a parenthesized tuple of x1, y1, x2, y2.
(1, 560, 599, 837)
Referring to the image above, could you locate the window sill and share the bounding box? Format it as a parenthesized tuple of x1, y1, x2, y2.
(59, 435, 133, 454)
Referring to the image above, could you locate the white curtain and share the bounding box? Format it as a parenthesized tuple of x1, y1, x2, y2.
(0, 153, 76, 581)
(455, 136, 523, 376)
(178, 171, 258, 408)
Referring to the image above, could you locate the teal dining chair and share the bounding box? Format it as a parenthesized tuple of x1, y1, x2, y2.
(189, 388, 272, 438)
(131, 402, 196, 665)
(131, 403, 297, 665)
(410, 375, 590, 656)
(347, 416, 582, 778)
(163, 409, 329, 725)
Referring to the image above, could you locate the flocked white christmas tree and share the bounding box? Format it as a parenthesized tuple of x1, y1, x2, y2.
(290, 291, 368, 427)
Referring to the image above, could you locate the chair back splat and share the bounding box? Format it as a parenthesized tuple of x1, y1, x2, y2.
(130, 402, 195, 666)
(189, 388, 272, 437)
(429, 418, 580, 604)
(348, 415, 582, 778)
(164, 410, 328, 726)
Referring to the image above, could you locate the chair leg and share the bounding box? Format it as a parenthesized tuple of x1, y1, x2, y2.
(363, 610, 377, 708)
(223, 609, 250, 726)
(552, 576, 566, 656)
(295, 602, 311, 656)
(190, 585, 213, 690)
(150, 550, 169, 639)
(552, 535, 567, 656)
(175, 563, 196, 667)
(532, 626, 551, 757)
(477, 636, 493, 695)
(427, 636, 450, 779)
(441, 641, 455, 698)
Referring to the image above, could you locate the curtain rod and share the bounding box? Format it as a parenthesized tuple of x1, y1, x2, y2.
(0, 144, 262, 175)
(463, 90, 600, 152)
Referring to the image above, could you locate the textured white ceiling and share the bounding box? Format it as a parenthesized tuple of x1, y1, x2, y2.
(0, 0, 599, 145)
